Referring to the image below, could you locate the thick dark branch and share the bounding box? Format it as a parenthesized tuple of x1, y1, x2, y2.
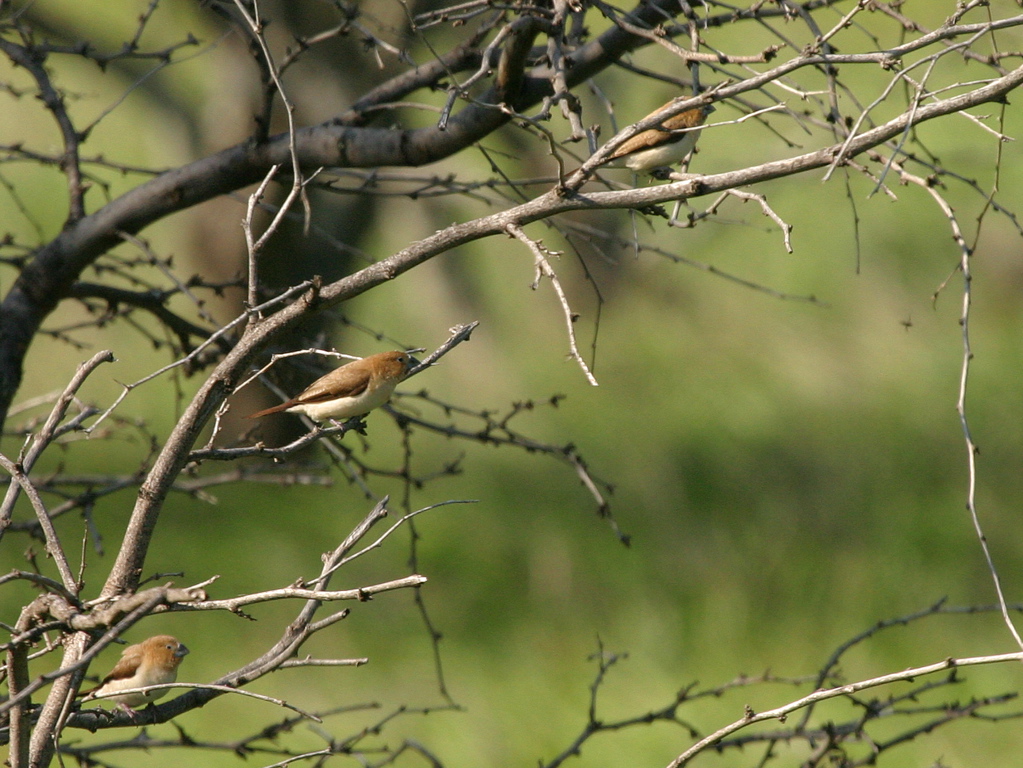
(67, 283, 223, 354)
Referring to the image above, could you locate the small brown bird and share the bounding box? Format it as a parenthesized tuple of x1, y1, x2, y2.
(247, 350, 418, 422)
(80, 635, 189, 709)
(608, 101, 715, 171)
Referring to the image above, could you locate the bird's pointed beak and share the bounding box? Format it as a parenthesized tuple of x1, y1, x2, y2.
(402, 355, 422, 377)
(175, 644, 190, 658)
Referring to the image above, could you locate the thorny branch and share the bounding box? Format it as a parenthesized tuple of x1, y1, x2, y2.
(668, 650, 1023, 768)
(507, 223, 598, 386)
(539, 604, 1023, 768)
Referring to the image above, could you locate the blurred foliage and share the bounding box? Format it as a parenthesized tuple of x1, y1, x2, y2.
(3, 0, 1023, 766)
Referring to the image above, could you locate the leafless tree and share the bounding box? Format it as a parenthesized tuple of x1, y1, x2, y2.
(3, 0, 1023, 766)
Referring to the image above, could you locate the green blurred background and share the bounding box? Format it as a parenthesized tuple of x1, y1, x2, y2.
(3, 0, 1023, 765)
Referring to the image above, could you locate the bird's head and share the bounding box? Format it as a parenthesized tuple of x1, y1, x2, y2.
(375, 350, 420, 381)
(142, 635, 190, 671)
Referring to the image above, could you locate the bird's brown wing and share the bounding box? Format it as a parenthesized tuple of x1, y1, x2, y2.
(293, 364, 372, 404)
(78, 643, 143, 696)
(99, 644, 144, 685)
(609, 108, 707, 159)
(247, 357, 378, 418)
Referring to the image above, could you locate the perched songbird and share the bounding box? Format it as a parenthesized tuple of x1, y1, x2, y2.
(608, 101, 715, 171)
(247, 350, 418, 422)
(80, 635, 189, 709)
